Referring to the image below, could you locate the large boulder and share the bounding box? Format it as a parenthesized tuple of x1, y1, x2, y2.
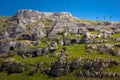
(70, 38, 78, 44)
(115, 37, 120, 42)
(17, 48, 49, 58)
(48, 55, 71, 76)
(63, 38, 71, 46)
(1, 60, 26, 73)
(109, 49, 120, 56)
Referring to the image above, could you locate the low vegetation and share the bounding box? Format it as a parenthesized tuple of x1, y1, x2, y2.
(0, 15, 120, 80)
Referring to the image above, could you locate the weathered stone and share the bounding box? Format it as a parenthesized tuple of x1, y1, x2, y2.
(98, 47, 108, 54)
(70, 38, 78, 44)
(103, 22, 111, 25)
(49, 61, 70, 76)
(109, 49, 120, 56)
(114, 29, 120, 33)
(63, 38, 71, 46)
(89, 45, 97, 49)
(1, 60, 26, 73)
(17, 48, 49, 58)
(115, 37, 120, 42)
(31, 41, 40, 46)
(104, 44, 114, 49)
(86, 50, 93, 54)
(50, 41, 58, 48)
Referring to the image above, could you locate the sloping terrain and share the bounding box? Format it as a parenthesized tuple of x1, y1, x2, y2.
(0, 10, 120, 80)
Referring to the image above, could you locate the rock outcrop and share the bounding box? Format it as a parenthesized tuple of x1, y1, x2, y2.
(0, 9, 84, 54)
(3, 9, 82, 39)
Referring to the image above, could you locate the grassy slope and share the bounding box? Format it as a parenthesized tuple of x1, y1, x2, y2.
(1, 71, 119, 80)
(0, 17, 120, 80)
(1, 41, 120, 80)
(0, 17, 10, 28)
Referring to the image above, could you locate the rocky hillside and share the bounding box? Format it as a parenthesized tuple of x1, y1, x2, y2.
(2, 9, 82, 38)
(0, 9, 87, 54)
(0, 10, 120, 80)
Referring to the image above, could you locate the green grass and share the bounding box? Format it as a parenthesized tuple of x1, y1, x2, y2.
(68, 33, 83, 39)
(0, 72, 50, 80)
(23, 37, 48, 49)
(0, 16, 10, 28)
(17, 41, 120, 64)
(111, 33, 120, 38)
(1, 43, 120, 80)
(25, 18, 53, 29)
(90, 31, 98, 34)
(8, 54, 57, 64)
(0, 58, 5, 66)
(104, 66, 120, 73)
(62, 44, 120, 62)
(0, 70, 119, 80)
(39, 18, 53, 27)
(72, 17, 81, 23)
(80, 18, 97, 25)
(0, 22, 5, 28)
(1, 30, 120, 80)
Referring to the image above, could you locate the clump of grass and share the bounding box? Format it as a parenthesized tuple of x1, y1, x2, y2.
(111, 33, 120, 38)
(72, 17, 81, 22)
(80, 18, 97, 25)
(104, 66, 120, 73)
(0, 17, 10, 28)
(9, 53, 57, 64)
(39, 18, 53, 27)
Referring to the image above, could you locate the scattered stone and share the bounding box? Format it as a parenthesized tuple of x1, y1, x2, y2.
(1, 60, 26, 74)
(63, 38, 71, 46)
(109, 49, 120, 56)
(17, 48, 49, 58)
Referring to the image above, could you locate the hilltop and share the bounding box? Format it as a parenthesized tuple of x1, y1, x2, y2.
(0, 10, 120, 80)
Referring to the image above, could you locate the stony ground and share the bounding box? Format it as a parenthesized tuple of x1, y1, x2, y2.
(0, 10, 120, 80)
